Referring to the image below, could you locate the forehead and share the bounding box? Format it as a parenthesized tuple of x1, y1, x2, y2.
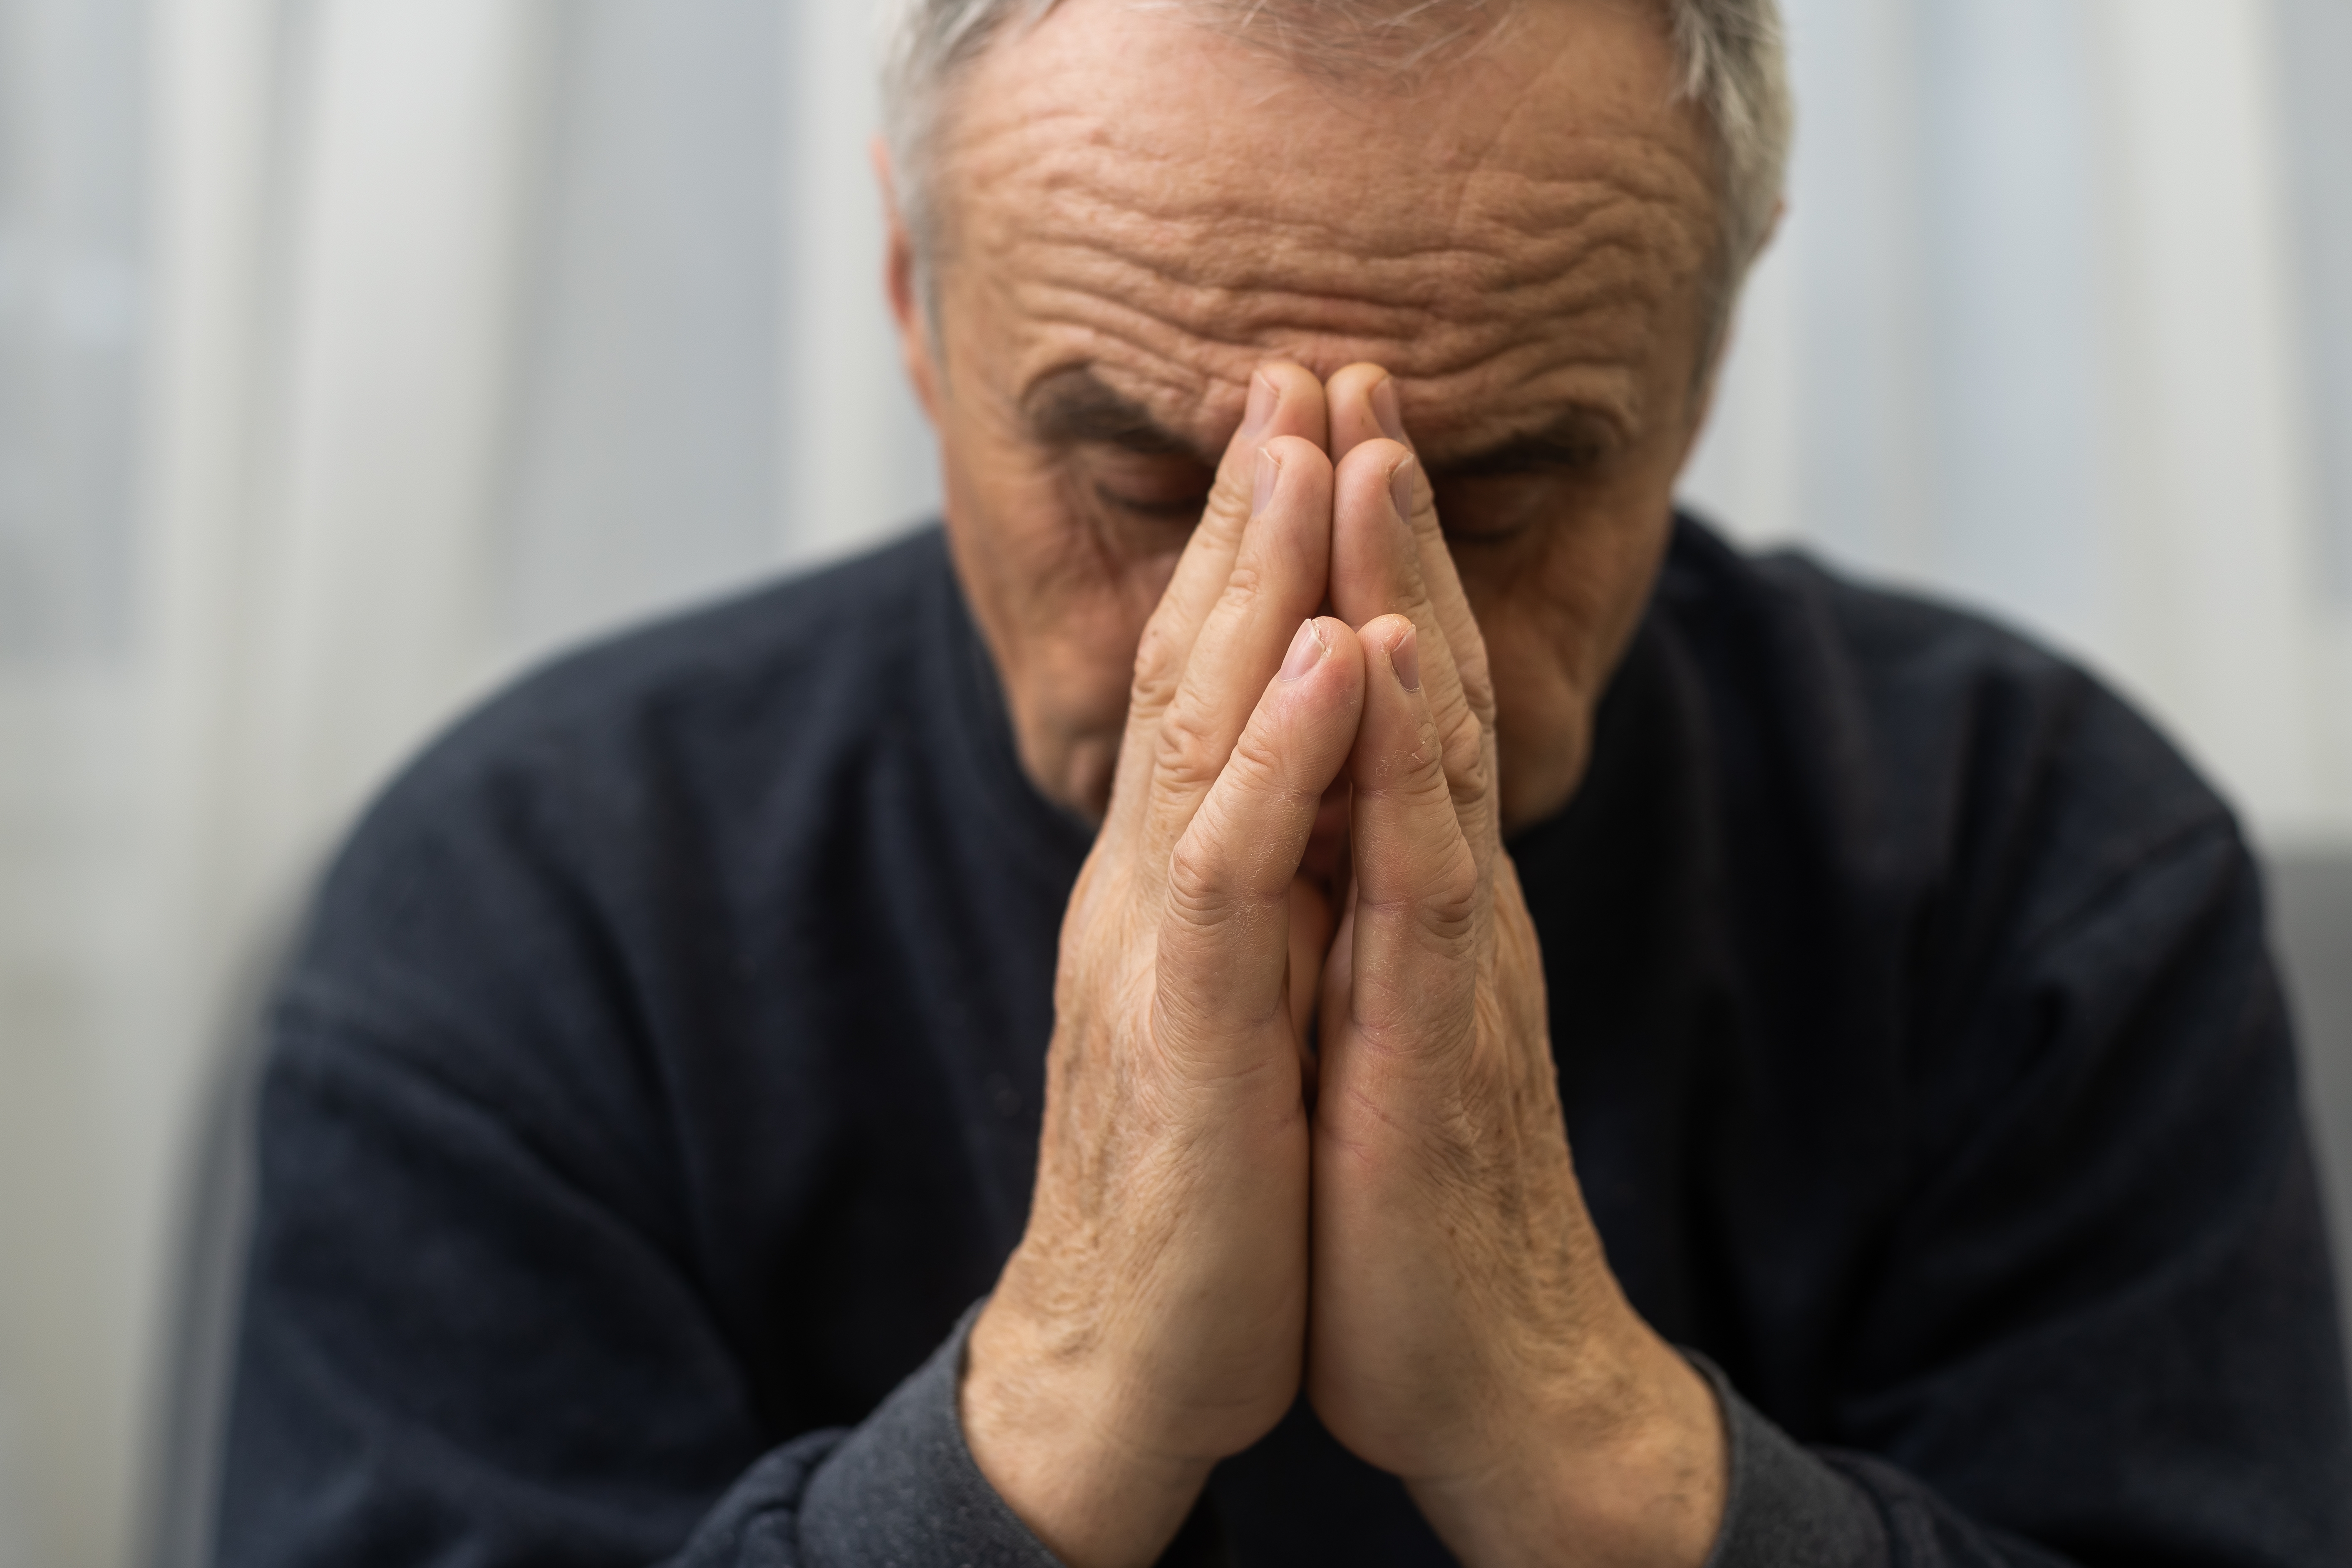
(934, 0, 1722, 456)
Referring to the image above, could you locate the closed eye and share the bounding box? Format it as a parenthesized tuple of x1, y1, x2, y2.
(1435, 431, 1613, 481)
(1425, 414, 1622, 542)
(1096, 484, 1214, 521)
(1085, 451, 1216, 523)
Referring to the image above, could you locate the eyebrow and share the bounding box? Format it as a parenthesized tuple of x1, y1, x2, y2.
(1021, 365, 1623, 474)
(1426, 408, 1623, 478)
(1022, 369, 1211, 462)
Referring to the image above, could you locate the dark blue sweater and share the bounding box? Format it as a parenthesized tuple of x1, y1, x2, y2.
(216, 520, 2352, 1566)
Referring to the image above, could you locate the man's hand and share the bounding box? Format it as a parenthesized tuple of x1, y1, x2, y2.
(1307, 367, 1728, 1566)
(962, 365, 1361, 1567)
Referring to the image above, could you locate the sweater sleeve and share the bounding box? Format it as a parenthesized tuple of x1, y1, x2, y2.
(1688, 1356, 2074, 1568)
(666, 1306, 1059, 1568)
(213, 1007, 1059, 1568)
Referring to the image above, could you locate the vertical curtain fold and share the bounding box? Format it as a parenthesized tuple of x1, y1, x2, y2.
(131, 3, 551, 1561)
(1682, 0, 2351, 842)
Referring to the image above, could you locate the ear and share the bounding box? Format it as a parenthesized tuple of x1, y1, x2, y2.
(873, 136, 945, 428)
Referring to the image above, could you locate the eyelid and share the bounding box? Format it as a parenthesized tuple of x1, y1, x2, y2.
(1081, 451, 1215, 519)
(1034, 413, 1206, 461)
(1074, 432, 1198, 459)
(1092, 483, 1211, 519)
(1435, 443, 1608, 480)
(1078, 447, 1216, 482)
(1432, 408, 1629, 479)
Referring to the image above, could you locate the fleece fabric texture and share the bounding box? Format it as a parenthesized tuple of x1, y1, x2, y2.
(216, 519, 2352, 1566)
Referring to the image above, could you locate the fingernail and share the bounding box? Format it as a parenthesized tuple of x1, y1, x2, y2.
(1389, 626, 1421, 692)
(1389, 457, 1416, 524)
(1371, 377, 1408, 444)
(1254, 446, 1280, 513)
(1241, 373, 1278, 440)
(1280, 618, 1327, 682)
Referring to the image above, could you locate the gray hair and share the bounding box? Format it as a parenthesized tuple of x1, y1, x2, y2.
(878, 0, 1789, 330)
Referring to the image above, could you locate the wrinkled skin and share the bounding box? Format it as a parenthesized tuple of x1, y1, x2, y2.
(877, 1, 1744, 1563)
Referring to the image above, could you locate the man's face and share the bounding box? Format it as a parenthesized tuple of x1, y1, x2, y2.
(889, 0, 1724, 830)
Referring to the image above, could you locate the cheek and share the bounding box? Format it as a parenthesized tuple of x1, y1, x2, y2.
(1461, 491, 1672, 718)
(1465, 499, 1672, 829)
(936, 426, 1184, 726)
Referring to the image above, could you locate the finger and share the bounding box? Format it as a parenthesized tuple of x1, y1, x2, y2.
(1140, 435, 1337, 871)
(1104, 364, 1328, 848)
(1324, 371, 1496, 741)
(1325, 362, 1404, 463)
(1334, 615, 1481, 1071)
(1133, 363, 1331, 724)
(1155, 617, 1365, 1077)
(1327, 437, 1497, 863)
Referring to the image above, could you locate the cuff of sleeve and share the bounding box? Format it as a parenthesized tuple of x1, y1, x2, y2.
(800, 1300, 1064, 1568)
(1686, 1351, 1887, 1568)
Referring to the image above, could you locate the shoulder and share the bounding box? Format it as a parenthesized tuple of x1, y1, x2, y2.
(274, 528, 954, 1097)
(412, 526, 947, 809)
(1654, 513, 2242, 943)
(1650, 516, 2288, 1185)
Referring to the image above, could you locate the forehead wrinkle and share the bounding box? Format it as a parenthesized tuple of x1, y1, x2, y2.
(1006, 270, 1541, 397)
(1019, 255, 1475, 358)
(985, 248, 1669, 463)
(983, 317, 1673, 474)
(1002, 284, 1662, 459)
(958, 115, 1715, 343)
(947, 38, 1712, 246)
(982, 124, 1707, 278)
(990, 182, 1702, 330)
(993, 208, 1691, 393)
(940, 5, 1722, 455)
(940, 0, 1724, 306)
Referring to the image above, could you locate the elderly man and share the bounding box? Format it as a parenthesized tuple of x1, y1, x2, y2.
(216, 1, 2350, 1564)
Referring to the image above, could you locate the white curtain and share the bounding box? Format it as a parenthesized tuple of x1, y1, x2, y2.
(0, 2, 2343, 1564)
(3, 3, 933, 1562)
(1683, 0, 2352, 846)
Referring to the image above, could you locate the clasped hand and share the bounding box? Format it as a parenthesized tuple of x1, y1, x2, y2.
(963, 364, 1724, 1568)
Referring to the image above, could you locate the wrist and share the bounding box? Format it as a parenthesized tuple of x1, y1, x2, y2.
(962, 1292, 1216, 1568)
(1406, 1327, 1727, 1568)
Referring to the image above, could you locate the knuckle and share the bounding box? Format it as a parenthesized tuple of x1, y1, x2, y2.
(1224, 717, 1307, 800)
(1363, 847, 1479, 953)
(1205, 464, 1257, 523)
(1421, 844, 1482, 942)
(1440, 707, 1491, 804)
(1218, 560, 1267, 608)
(1161, 827, 1242, 931)
(1152, 701, 1228, 793)
(1454, 639, 1498, 727)
(1131, 616, 1184, 708)
(1355, 830, 1481, 954)
(1366, 707, 1450, 798)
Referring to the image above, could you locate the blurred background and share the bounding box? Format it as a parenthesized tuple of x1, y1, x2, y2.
(0, 0, 2344, 1563)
